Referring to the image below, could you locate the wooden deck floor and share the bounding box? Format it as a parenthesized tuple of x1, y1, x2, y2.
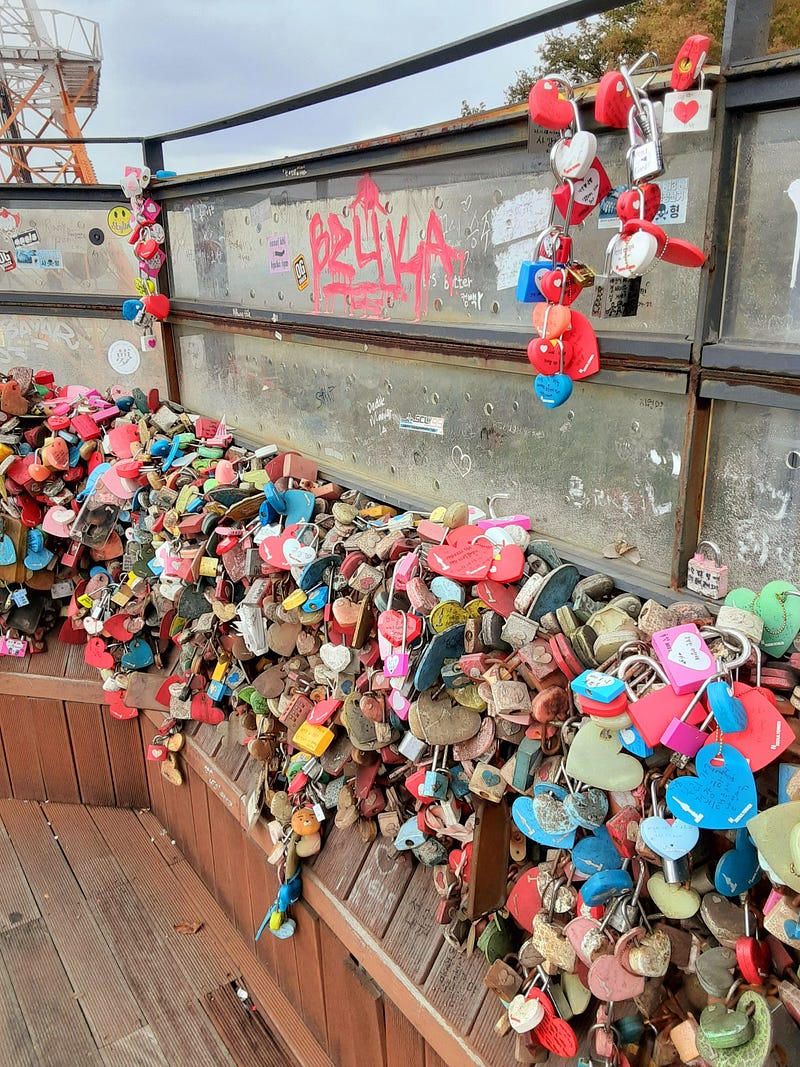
(0, 798, 318, 1067)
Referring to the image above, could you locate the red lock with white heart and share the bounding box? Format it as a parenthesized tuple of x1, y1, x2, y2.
(528, 77, 575, 131)
(146, 742, 168, 762)
(552, 160, 612, 226)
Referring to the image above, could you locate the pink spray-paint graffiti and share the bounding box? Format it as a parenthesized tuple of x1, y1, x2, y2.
(308, 173, 466, 322)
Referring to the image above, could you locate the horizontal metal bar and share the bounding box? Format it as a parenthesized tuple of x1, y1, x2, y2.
(725, 65, 800, 110)
(153, 0, 626, 143)
(702, 342, 800, 375)
(0, 137, 142, 145)
(167, 300, 693, 362)
(700, 377, 800, 409)
(0, 294, 122, 317)
(0, 183, 123, 202)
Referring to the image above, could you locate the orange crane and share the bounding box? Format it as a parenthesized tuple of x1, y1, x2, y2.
(0, 0, 101, 183)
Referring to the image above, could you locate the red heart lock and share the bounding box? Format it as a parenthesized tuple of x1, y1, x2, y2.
(58, 617, 88, 645)
(527, 990, 579, 1058)
(155, 673, 184, 708)
(47, 414, 70, 432)
(594, 70, 634, 128)
(135, 239, 159, 261)
(448, 842, 472, 882)
(606, 807, 642, 860)
(445, 524, 483, 548)
(258, 535, 290, 570)
(562, 310, 600, 381)
(143, 293, 170, 320)
(85, 637, 114, 669)
(307, 697, 342, 725)
(622, 217, 668, 256)
(192, 691, 224, 724)
(428, 541, 493, 581)
(702, 681, 791, 771)
(405, 769, 437, 806)
(42, 437, 70, 471)
(506, 866, 542, 929)
(532, 302, 572, 341)
(617, 183, 662, 222)
(487, 543, 525, 584)
(28, 462, 51, 483)
(735, 934, 772, 985)
(1, 381, 28, 416)
(475, 580, 517, 618)
(103, 614, 138, 643)
(20, 496, 42, 528)
(377, 610, 423, 646)
(146, 743, 168, 762)
(528, 77, 574, 131)
(106, 689, 138, 720)
(7, 454, 34, 487)
(671, 34, 711, 91)
(107, 423, 141, 458)
(538, 268, 582, 306)
(553, 160, 612, 226)
(527, 337, 563, 376)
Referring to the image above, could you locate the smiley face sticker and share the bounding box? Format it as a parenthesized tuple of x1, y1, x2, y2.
(107, 205, 132, 237)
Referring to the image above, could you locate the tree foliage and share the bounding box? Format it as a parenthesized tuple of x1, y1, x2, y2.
(489, 0, 800, 108)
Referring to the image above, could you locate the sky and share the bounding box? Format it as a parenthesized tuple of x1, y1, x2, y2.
(40, 0, 558, 182)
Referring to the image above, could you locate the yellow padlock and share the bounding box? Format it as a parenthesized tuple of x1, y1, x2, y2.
(77, 593, 94, 610)
(199, 556, 218, 577)
(291, 721, 334, 757)
(282, 588, 308, 611)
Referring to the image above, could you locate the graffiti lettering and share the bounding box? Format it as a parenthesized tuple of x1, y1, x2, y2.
(309, 173, 465, 322)
(0, 316, 79, 363)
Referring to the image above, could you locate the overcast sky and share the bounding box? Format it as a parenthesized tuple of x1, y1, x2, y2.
(46, 0, 555, 182)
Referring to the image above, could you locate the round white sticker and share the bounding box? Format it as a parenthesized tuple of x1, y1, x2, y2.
(108, 339, 140, 375)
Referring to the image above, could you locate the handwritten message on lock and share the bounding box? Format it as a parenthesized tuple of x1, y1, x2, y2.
(652, 623, 716, 694)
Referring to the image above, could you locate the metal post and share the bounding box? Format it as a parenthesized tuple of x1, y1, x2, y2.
(721, 0, 775, 67)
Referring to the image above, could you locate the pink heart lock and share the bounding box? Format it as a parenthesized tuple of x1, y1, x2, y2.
(214, 458, 237, 485)
(42, 506, 75, 538)
(100, 463, 141, 500)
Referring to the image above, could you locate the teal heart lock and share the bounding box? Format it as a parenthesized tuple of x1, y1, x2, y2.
(725, 581, 800, 657)
(714, 829, 760, 897)
(571, 825, 623, 877)
(666, 743, 757, 831)
(282, 489, 315, 526)
(0, 519, 16, 566)
(534, 372, 573, 409)
(23, 528, 53, 571)
(120, 636, 155, 671)
(512, 783, 578, 849)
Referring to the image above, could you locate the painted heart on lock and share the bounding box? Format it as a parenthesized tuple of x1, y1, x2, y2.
(155, 673, 185, 708)
(551, 131, 598, 181)
(617, 184, 662, 222)
(726, 581, 800, 657)
(282, 537, 316, 567)
(377, 610, 422, 646)
(538, 268, 582, 306)
(639, 814, 699, 861)
(532, 302, 572, 341)
(487, 543, 525, 583)
(610, 230, 659, 277)
(527, 337, 562, 375)
(666, 743, 757, 831)
(507, 994, 545, 1034)
(561, 310, 600, 380)
(427, 541, 493, 581)
(552, 159, 612, 225)
(528, 78, 575, 130)
(534, 373, 573, 409)
(594, 70, 634, 127)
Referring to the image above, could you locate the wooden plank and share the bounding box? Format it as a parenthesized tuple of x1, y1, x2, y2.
(65, 701, 114, 806)
(103, 715, 149, 809)
(0, 918, 103, 1067)
(206, 792, 239, 922)
(224, 815, 253, 942)
(347, 835, 414, 938)
(99, 1026, 170, 1067)
(154, 766, 199, 869)
(135, 806, 185, 867)
(0, 950, 38, 1067)
(28, 640, 71, 678)
(311, 823, 373, 900)
(29, 698, 80, 804)
(0, 815, 40, 933)
(87, 806, 235, 996)
(0, 799, 144, 1047)
(0, 719, 10, 800)
(213, 718, 250, 781)
(289, 900, 328, 1051)
(385, 998, 426, 1067)
(138, 716, 168, 825)
(423, 941, 489, 1034)
(466, 799, 510, 921)
(188, 765, 216, 891)
(383, 865, 446, 985)
(319, 919, 387, 1067)
(425, 1048, 449, 1067)
(67, 642, 103, 682)
(44, 803, 120, 894)
(0, 671, 104, 702)
(84, 879, 238, 1067)
(201, 982, 301, 1067)
(0, 695, 45, 799)
(467, 990, 520, 1067)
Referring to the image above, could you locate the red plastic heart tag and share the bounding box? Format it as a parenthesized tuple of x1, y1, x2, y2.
(528, 78, 574, 131)
(594, 71, 634, 128)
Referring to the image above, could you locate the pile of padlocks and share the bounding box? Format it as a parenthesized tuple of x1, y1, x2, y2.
(520, 36, 709, 411)
(1, 366, 800, 1064)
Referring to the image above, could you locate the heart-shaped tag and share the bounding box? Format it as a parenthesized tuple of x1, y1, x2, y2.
(532, 302, 572, 340)
(528, 78, 575, 130)
(85, 636, 114, 669)
(192, 691, 224, 724)
(610, 231, 658, 277)
(42, 437, 69, 471)
(258, 534, 290, 569)
(551, 130, 597, 181)
(553, 161, 612, 225)
(155, 673, 184, 708)
(377, 610, 422, 647)
(42, 506, 75, 538)
(727, 582, 800, 657)
(527, 337, 562, 375)
(527, 990, 579, 1058)
(319, 642, 355, 673)
(428, 541, 493, 581)
(0, 532, 15, 565)
(561, 309, 600, 380)
(639, 814, 699, 861)
(83, 617, 105, 636)
(571, 825, 623, 877)
(383, 652, 409, 678)
(714, 829, 761, 897)
(120, 636, 155, 671)
(507, 994, 545, 1034)
(588, 953, 646, 1002)
(566, 721, 644, 791)
(106, 689, 138, 720)
(658, 236, 705, 268)
(534, 373, 573, 409)
(594, 70, 634, 127)
(487, 543, 525, 584)
(103, 614, 137, 643)
(506, 867, 542, 930)
(512, 786, 578, 849)
(666, 744, 757, 831)
(283, 537, 316, 567)
(388, 688, 410, 720)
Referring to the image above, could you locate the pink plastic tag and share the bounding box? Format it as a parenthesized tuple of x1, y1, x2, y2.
(652, 623, 716, 695)
(0, 637, 28, 656)
(476, 514, 532, 531)
(383, 652, 409, 679)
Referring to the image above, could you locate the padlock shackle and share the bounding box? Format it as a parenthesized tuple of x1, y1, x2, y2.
(695, 539, 722, 566)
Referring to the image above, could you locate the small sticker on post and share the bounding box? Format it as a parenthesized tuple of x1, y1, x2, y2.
(293, 254, 309, 291)
(108, 339, 141, 375)
(399, 414, 445, 435)
(268, 234, 290, 274)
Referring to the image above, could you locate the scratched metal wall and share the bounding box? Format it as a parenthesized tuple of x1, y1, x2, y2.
(166, 125, 712, 343)
(174, 324, 687, 581)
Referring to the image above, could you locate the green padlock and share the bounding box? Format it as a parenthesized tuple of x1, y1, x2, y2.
(476, 912, 514, 965)
(699, 1003, 754, 1050)
(695, 992, 772, 1067)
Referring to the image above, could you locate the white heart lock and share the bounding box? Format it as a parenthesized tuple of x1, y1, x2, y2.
(552, 131, 598, 181)
(610, 231, 658, 278)
(319, 642, 355, 673)
(283, 538, 316, 566)
(83, 617, 104, 635)
(507, 993, 545, 1034)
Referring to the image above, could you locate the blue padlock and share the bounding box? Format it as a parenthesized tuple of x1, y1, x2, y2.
(571, 669, 626, 704)
(581, 867, 633, 907)
(122, 298, 143, 321)
(302, 584, 329, 612)
(449, 762, 472, 799)
(207, 680, 228, 702)
(419, 747, 450, 800)
(394, 815, 427, 851)
(516, 259, 551, 303)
